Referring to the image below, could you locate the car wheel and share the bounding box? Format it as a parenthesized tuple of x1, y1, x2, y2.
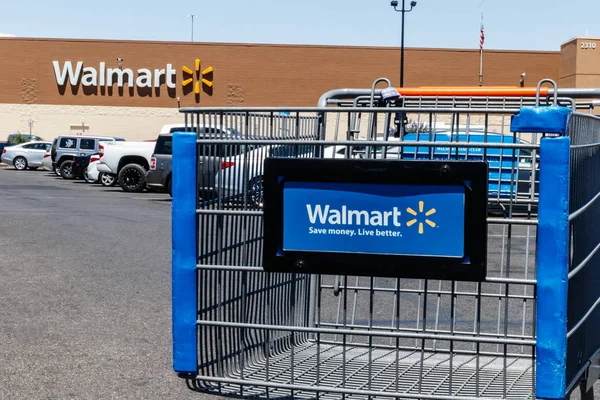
(247, 175, 264, 209)
(118, 163, 147, 192)
(54, 165, 61, 176)
(99, 172, 116, 187)
(13, 156, 28, 171)
(83, 169, 96, 183)
(167, 178, 172, 197)
(60, 160, 75, 179)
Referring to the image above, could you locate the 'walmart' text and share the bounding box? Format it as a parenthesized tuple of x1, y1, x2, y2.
(306, 204, 402, 227)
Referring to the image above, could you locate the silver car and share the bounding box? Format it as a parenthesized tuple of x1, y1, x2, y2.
(1, 141, 52, 170)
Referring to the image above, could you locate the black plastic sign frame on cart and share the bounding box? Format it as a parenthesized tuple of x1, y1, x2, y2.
(263, 157, 489, 282)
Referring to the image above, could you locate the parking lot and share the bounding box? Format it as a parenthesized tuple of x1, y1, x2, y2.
(0, 161, 597, 400)
(0, 165, 209, 400)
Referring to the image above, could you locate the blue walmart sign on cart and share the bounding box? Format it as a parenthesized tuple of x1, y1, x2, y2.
(263, 158, 489, 281)
(283, 182, 465, 258)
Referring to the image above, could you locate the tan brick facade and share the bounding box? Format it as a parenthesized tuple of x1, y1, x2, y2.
(560, 37, 600, 88)
(0, 37, 562, 109)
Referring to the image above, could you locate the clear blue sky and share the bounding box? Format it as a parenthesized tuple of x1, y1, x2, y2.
(0, 0, 597, 51)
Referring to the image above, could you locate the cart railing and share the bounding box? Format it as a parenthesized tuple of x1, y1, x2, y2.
(566, 112, 600, 395)
(510, 106, 600, 399)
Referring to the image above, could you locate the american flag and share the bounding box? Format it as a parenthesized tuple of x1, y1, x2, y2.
(480, 17, 485, 50)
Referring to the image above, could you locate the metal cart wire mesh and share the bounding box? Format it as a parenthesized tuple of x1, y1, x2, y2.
(171, 80, 600, 400)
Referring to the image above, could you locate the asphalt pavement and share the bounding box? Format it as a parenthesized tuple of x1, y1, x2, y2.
(0, 165, 596, 400)
(0, 166, 205, 400)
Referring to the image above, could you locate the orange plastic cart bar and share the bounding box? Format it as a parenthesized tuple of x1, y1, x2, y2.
(396, 87, 549, 97)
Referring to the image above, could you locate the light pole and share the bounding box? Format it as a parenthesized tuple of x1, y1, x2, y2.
(390, 0, 417, 88)
(188, 14, 198, 42)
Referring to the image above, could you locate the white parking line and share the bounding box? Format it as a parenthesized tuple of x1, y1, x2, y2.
(130, 196, 170, 200)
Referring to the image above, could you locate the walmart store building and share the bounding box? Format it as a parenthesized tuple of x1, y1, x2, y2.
(0, 36, 599, 142)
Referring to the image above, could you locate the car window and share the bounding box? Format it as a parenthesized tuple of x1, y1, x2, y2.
(198, 127, 225, 135)
(197, 144, 248, 158)
(269, 145, 315, 158)
(59, 138, 77, 149)
(22, 143, 37, 149)
(168, 126, 221, 134)
(171, 126, 228, 134)
(154, 136, 172, 155)
(170, 127, 190, 133)
(80, 138, 96, 150)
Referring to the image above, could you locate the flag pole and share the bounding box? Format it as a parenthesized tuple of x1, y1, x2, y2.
(479, 43, 483, 86)
(479, 2, 484, 86)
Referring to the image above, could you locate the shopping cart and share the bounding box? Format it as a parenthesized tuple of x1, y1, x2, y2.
(171, 79, 600, 399)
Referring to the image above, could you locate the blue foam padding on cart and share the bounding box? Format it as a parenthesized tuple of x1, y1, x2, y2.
(172, 131, 198, 374)
(536, 136, 570, 399)
(510, 106, 572, 135)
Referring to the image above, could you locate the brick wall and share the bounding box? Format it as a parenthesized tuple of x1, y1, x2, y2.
(0, 38, 561, 109)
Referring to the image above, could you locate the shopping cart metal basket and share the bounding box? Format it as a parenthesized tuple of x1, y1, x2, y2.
(171, 79, 600, 400)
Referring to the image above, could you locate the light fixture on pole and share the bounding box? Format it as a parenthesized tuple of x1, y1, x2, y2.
(188, 14, 198, 42)
(390, 0, 417, 88)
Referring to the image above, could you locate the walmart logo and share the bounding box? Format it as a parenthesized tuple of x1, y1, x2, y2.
(406, 201, 436, 234)
(182, 59, 213, 97)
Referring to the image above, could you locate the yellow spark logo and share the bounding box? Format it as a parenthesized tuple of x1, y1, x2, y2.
(406, 201, 436, 235)
(181, 59, 214, 95)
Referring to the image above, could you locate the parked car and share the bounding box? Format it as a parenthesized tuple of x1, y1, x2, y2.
(147, 126, 244, 197)
(146, 133, 173, 195)
(215, 144, 347, 208)
(95, 141, 156, 191)
(7, 133, 44, 142)
(72, 153, 101, 182)
(0, 141, 52, 170)
(0, 134, 45, 156)
(158, 121, 252, 136)
(85, 159, 102, 184)
(52, 135, 125, 179)
(42, 139, 57, 171)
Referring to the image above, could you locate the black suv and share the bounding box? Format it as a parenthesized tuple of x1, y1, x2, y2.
(146, 128, 243, 198)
